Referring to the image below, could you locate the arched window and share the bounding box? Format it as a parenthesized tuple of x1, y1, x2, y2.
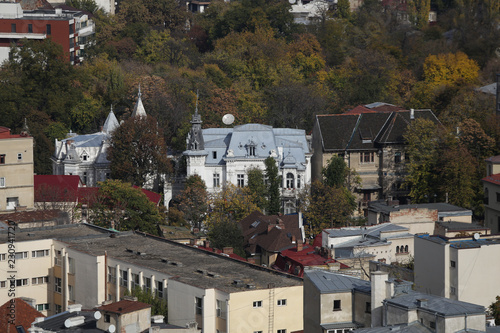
(396, 246, 400, 253)
(286, 173, 294, 189)
(404, 245, 408, 253)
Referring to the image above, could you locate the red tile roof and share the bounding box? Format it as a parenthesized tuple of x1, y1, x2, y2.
(485, 155, 500, 164)
(0, 126, 31, 139)
(482, 173, 500, 185)
(34, 175, 81, 202)
(97, 300, 151, 314)
(0, 298, 44, 333)
(133, 186, 162, 205)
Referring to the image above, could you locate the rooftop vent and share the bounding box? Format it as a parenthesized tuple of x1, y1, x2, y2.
(68, 304, 82, 313)
(416, 299, 428, 307)
(232, 279, 244, 287)
(246, 284, 256, 289)
(196, 269, 207, 275)
(126, 248, 134, 253)
(151, 315, 164, 324)
(207, 272, 220, 278)
(64, 316, 85, 328)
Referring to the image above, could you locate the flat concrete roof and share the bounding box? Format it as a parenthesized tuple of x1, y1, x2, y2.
(0, 223, 113, 243)
(66, 231, 303, 293)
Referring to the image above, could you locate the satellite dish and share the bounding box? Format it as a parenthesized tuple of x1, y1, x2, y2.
(222, 114, 235, 125)
(94, 311, 102, 320)
(108, 324, 116, 333)
(473, 233, 480, 241)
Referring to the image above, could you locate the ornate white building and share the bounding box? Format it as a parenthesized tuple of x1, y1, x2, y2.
(52, 90, 147, 187)
(183, 111, 312, 214)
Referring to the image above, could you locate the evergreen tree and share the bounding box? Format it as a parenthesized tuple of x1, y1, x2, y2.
(247, 167, 267, 210)
(265, 157, 281, 215)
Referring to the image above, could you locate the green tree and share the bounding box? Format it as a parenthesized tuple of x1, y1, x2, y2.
(265, 157, 281, 215)
(207, 215, 245, 257)
(304, 180, 356, 237)
(124, 286, 168, 318)
(108, 115, 171, 189)
(177, 175, 208, 230)
(206, 184, 259, 225)
(247, 167, 267, 210)
(490, 296, 500, 325)
(404, 118, 441, 203)
(322, 155, 349, 188)
(88, 180, 163, 235)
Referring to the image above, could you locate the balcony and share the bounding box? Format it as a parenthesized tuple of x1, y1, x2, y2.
(78, 23, 95, 37)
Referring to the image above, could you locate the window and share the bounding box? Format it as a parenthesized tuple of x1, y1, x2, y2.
(450, 260, 456, 268)
(277, 330, 286, 333)
(36, 304, 49, 311)
(143, 276, 151, 292)
(360, 152, 374, 164)
(213, 173, 220, 188)
(15, 252, 28, 259)
(108, 266, 116, 284)
(82, 154, 88, 161)
(216, 299, 227, 319)
(213, 151, 217, 159)
(363, 192, 371, 202)
(55, 277, 62, 293)
(55, 250, 62, 266)
(333, 300, 341, 311)
(396, 246, 400, 253)
(16, 279, 28, 287)
(120, 270, 128, 287)
(394, 151, 401, 164)
(254, 331, 263, 333)
(249, 146, 256, 156)
(131, 273, 139, 289)
(237, 174, 244, 187)
(286, 173, 294, 189)
(430, 321, 436, 329)
(0, 254, 5, 261)
(365, 302, 371, 313)
(70, 24, 74, 34)
(404, 245, 408, 253)
(11, 24, 16, 32)
(28, 24, 33, 33)
(55, 304, 62, 314)
(0, 281, 5, 288)
(46, 24, 51, 35)
(0, 154, 5, 164)
(32, 276, 49, 285)
(32, 249, 50, 258)
(253, 300, 262, 308)
(297, 175, 301, 188)
(104, 314, 111, 323)
(496, 192, 500, 202)
(69, 285, 75, 301)
(277, 299, 287, 306)
(17, 153, 22, 160)
(156, 281, 163, 298)
(6, 197, 18, 210)
(450, 286, 456, 295)
(195, 297, 202, 315)
(83, 172, 87, 185)
(0, 177, 5, 188)
(68, 257, 75, 274)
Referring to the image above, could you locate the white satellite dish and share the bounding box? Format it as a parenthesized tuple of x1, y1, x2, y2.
(94, 311, 102, 320)
(473, 233, 480, 241)
(108, 324, 116, 333)
(222, 114, 235, 125)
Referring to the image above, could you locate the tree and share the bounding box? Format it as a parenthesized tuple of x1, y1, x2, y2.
(322, 155, 349, 188)
(88, 180, 163, 235)
(265, 157, 281, 215)
(124, 286, 168, 319)
(423, 52, 480, 87)
(247, 167, 267, 211)
(404, 118, 441, 203)
(108, 115, 171, 189)
(207, 215, 246, 257)
(304, 180, 356, 237)
(206, 184, 259, 225)
(177, 175, 208, 230)
(490, 296, 500, 325)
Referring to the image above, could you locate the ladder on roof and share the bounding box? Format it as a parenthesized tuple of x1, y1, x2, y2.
(268, 283, 275, 333)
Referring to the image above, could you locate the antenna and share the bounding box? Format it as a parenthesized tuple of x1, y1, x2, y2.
(222, 114, 235, 125)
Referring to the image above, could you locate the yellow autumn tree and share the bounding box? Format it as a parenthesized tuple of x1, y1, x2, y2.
(423, 52, 479, 87)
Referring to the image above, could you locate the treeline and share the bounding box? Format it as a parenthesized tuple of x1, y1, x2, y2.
(0, 0, 498, 213)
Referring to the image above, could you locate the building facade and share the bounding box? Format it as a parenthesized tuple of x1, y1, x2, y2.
(0, 126, 34, 211)
(311, 104, 440, 214)
(482, 155, 500, 234)
(184, 111, 312, 214)
(0, 3, 95, 65)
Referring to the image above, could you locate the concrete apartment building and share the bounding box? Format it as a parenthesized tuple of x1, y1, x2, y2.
(483, 155, 500, 234)
(311, 104, 440, 214)
(0, 223, 304, 333)
(0, 126, 34, 211)
(304, 269, 488, 333)
(414, 234, 500, 308)
(0, 2, 95, 65)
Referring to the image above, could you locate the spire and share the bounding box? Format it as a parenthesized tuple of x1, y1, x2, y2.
(191, 90, 202, 124)
(187, 90, 204, 151)
(131, 84, 147, 118)
(20, 118, 30, 137)
(103, 105, 119, 134)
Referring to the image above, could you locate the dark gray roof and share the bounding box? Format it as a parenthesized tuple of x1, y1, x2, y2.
(417, 234, 500, 249)
(34, 310, 104, 332)
(305, 269, 371, 294)
(436, 221, 488, 231)
(355, 322, 433, 333)
(0, 223, 114, 243)
(368, 202, 472, 216)
(386, 293, 485, 317)
(324, 223, 409, 239)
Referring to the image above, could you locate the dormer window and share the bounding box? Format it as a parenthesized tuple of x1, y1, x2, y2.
(213, 151, 217, 159)
(249, 146, 256, 156)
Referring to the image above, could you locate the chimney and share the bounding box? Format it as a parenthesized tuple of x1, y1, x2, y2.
(410, 108, 415, 120)
(371, 270, 389, 327)
(203, 240, 210, 248)
(278, 218, 284, 229)
(297, 239, 303, 252)
(222, 247, 233, 254)
(247, 258, 256, 264)
(417, 299, 428, 307)
(268, 224, 274, 232)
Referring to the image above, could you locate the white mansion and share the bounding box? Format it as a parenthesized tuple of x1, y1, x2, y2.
(184, 111, 312, 214)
